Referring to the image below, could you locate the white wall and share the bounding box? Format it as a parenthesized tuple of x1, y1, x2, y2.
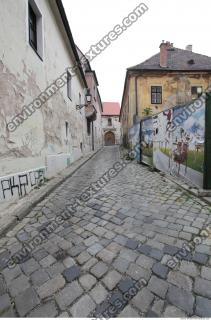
(0, 0, 100, 204)
(0, 167, 46, 204)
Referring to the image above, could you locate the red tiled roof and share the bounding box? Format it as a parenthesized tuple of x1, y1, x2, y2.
(102, 102, 120, 116)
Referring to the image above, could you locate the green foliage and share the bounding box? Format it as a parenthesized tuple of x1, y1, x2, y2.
(142, 107, 153, 116)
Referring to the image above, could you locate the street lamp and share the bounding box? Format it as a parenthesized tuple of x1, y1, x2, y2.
(85, 91, 92, 104)
(76, 90, 92, 110)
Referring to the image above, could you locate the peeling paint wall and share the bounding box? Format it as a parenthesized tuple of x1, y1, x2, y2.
(121, 71, 211, 147)
(0, 0, 101, 204)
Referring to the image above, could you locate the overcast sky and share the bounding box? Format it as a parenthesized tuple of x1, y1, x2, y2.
(63, 0, 211, 104)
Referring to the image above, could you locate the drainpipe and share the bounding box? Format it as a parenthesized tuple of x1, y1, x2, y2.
(135, 76, 138, 116)
(91, 121, 94, 151)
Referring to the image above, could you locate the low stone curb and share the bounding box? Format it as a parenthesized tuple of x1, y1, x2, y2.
(156, 170, 211, 207)
(0, 148, 103, 238)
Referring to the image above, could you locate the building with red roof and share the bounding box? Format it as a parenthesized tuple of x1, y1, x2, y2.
(102, 102, 120, 116)
(102, 102, 121, 145)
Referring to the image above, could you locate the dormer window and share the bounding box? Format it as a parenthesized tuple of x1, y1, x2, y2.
(188, 59, 195, 65)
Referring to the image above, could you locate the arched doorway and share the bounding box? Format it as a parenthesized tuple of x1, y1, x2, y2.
(104, 131, 115, 146)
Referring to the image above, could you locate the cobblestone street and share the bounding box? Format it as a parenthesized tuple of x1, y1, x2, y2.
(0, 146, 211, 317)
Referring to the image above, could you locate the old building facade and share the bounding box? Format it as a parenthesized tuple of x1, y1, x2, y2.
(120, 41, 211, 147)
(0, 0, 103, 204)
(77, 47, 103, 152)
(102, 103, 121, 145)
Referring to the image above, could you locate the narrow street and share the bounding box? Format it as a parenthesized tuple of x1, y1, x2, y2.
(0, 146, 211, 317)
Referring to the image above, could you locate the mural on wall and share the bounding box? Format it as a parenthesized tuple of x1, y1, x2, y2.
(153, 100, 205, 187)
(0, 168, 46, 203)
(153, 109, 174, 174)
(141, 117, 154, 166)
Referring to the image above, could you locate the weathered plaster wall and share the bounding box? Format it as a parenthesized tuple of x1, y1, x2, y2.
(137, 72, 211, 115)
(0, 0, 101, 204)
(121, 72, 211, 147)
(84, 73, 103, 150)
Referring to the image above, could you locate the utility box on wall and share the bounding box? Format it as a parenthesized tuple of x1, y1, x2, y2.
(140, 94, 211, 189)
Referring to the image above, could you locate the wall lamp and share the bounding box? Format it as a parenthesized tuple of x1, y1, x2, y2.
(76, 90, 92, 110)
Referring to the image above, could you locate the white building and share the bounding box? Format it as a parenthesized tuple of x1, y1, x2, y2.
(0, 0, 103, 204)
(102, 103, 121, 145)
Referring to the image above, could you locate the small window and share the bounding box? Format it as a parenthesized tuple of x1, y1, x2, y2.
(94, 86, 96, 101)
(28, 1, 43, 59)
(79, 93, 82, 105)
(87, 119, 91, 135)
(108, 118, 112, 126)
(65, 121, 69, 138)
(151, 86, 162, 104)
(29, 4, 37, 50)
(191, 86, 202, 99)
(67, 71, 72, 100)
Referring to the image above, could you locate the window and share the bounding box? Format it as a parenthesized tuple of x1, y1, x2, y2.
(67, 71, 72, 99)
(29, 4, 37, 50)
(108, 118, 112, 126)
(79, 93, 82, 105)
(191, 86, 202, 99)
(65, 121, 69, 138)
(151, 86, 162, 104)
(94, 86, 96, 101)
(28, 0, 43, 59)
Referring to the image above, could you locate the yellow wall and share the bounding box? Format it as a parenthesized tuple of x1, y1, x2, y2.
(137, 72, 211, 116)
(120, 71, 211, 145)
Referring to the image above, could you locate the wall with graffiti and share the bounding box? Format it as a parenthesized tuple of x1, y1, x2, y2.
(0, 167, 46, 203)
(141, 117, 154, 166)
(141, 96, 206, 188)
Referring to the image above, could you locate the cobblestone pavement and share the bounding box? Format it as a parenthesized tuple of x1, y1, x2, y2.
(1, 146, 211, 317)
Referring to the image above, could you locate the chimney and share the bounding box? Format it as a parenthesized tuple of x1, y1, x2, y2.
(159, 41, 173, 68)
(186, 45, 192, 52)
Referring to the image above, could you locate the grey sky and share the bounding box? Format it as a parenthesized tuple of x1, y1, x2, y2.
(63, 0, 211, 104)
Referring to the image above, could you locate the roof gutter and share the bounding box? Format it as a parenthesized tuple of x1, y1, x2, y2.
(128, 68, 211, 73)
(55, 0, 88, 88)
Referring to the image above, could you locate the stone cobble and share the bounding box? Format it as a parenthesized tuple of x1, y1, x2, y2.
(0, 146, 211, 317)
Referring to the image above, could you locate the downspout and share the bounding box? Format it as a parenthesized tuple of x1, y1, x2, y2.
(135, 76, 138, 116)
(91, 121, 94, 151)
